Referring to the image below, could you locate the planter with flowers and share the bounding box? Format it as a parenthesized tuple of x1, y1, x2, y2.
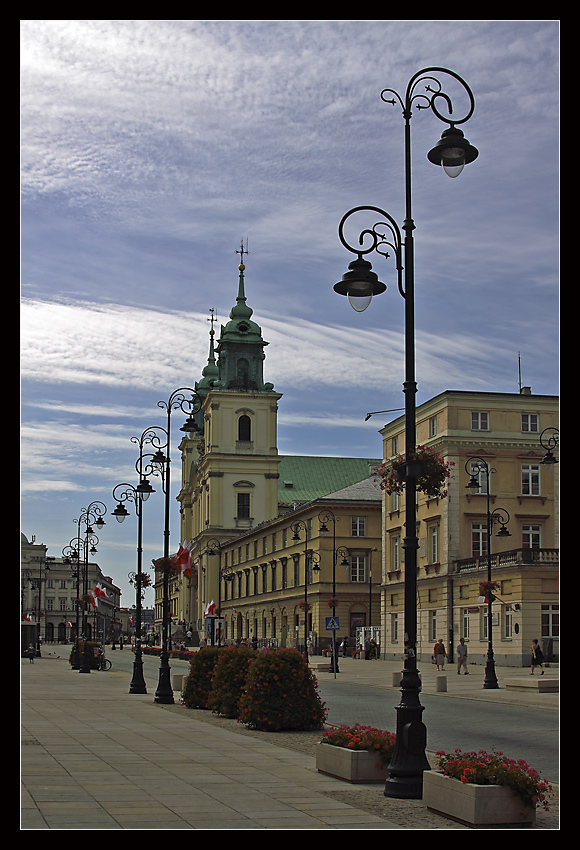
(423, 748, 552, 827)
(327, 597, 340, 609)
(316, 724, 396, 783)
(375, 445, 454, 498)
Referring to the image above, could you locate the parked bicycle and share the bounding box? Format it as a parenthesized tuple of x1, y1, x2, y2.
(96, 649, 112, 671)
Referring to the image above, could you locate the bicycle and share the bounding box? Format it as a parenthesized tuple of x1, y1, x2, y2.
(97, 655, 112, 671)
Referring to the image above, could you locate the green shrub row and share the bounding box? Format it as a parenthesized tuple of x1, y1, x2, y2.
(182, 646, 327, 732)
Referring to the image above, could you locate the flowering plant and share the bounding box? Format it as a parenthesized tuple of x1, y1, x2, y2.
(152, 556, 181, 576)
(322, 724, 396, 766)
(327, 597, 340, 609)
(479, 580, 500, 596)
(375, 445, 454, 498)
(435, 749, 552, 810)
(298, 601, 311, 612)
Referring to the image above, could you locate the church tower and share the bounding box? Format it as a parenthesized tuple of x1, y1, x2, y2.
(178, 245, 282, 639)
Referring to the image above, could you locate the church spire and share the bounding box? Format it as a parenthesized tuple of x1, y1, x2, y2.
(230, 238, 253, 321)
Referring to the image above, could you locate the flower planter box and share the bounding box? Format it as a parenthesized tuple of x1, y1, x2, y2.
(423, 770, 536, 827)
(316, 743, 389, 783)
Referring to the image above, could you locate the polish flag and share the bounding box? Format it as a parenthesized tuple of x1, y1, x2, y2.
(176, 541, 192, 576)
(205, 600, 216, 616)
(93, 583, 107, 599)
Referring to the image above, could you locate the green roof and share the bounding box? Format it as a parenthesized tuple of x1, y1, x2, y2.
(277, 456, 381, 506)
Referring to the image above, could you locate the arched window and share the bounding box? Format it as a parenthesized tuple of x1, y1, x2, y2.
(238, 414, 251, 442)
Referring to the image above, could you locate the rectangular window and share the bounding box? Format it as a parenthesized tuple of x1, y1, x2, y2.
(523, 524, 541, 549)
(472, 522, 488, 557)
(522, 464, 540, 495)
(428, 524, 438, 564)
(503, 606, 513, 639)
(430, 610, 437, 641)
(429, 415, 437, 437)
(471, 411, 489, 430)
(391, 536, 400, 571)
(237, 493, 250, 519)
(541, 604, 559, 637)
(391, 612, 399, 642)
(461, 608, 470, 639)
(521, 413, 539, 432)
(351, 516, 366, 537)
(392, 436, 399, 455)
(350, 555, 366, 582)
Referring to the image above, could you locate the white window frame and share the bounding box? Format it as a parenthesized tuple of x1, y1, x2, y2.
(521, 413, 539, 433)
(522, 463, 540, 496)
(471, 411, 489, 430)
(351, 516, 366, 537)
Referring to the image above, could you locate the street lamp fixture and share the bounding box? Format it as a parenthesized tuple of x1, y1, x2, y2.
(465, 457, 511, 690)
(334, 67, 478, 800)
(154, 388, 202, 705)
(540, 427, 559, 465)
(291, 520, 320, 662)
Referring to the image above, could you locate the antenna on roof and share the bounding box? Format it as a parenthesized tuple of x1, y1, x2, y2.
(518, 351, 522, 393)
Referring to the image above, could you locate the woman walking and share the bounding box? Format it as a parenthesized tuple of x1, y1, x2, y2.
(433, 638, 447, 671)
(530, 639, 545, 675)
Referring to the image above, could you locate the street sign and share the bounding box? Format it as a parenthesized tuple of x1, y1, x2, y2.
(325, 617, 340, 631)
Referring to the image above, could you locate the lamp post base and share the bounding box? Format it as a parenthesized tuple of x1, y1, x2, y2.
(154, 654, 174, 704)
(384, 667, 430, 800)
(129, 646, 147, 694)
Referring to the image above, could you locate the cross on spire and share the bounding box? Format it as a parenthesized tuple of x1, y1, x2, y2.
(236, 238, 249, 266)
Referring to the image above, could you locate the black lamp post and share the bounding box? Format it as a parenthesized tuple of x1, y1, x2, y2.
(112, 467, 156, 694)
(62, 542, 83, 658)
(207, 539, 235, 647)
(73, 501, 107, 673)
(318, 510, 350, 675)
(154, 389, 202, 705)
(291, 520, 320, 661)
(333, 68, 478, 800)
(466, 457, 511, 689)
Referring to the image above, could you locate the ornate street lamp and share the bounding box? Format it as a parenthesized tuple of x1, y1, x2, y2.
(466, 457, 512, 689)
(318, 509, 349, 676)
(540, 427, 559, 465)
(73, 501, 107, 673)
(291, 520, 320, 662)
(154, 389, 202, 705)
(334, 68, 478, 800)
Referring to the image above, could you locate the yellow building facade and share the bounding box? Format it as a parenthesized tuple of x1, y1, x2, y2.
(380, 389, 559, 667)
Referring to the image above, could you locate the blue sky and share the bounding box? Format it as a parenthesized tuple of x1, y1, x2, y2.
(21, 20, 559, 607)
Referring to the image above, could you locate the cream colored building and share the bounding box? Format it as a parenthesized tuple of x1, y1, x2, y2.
(379, 389, 559, 667)
(156, 260, 382, 647)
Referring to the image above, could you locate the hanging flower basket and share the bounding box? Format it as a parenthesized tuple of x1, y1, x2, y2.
(298, 601, 311, 612)
(152, 556, 181, 576)
(375, 445, 454, 498)
(327, 597, 340, 609)
(479, 580, 500, 597)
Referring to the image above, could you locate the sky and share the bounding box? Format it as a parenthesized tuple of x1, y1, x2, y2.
(21, 20, 559, 609)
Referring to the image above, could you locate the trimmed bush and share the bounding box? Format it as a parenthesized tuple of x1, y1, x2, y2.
(207, 645, 258, 718)
(238, 648, 327, 732)
(182, 646, 223, 709)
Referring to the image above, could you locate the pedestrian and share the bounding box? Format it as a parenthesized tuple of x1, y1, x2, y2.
(433, 638, 447, 670)
(530, 639, 545, 675)
(27, 644, 35, 663)
(364, 636, 371, 660)
(456, 637, 469, 674)
(341, 636, 349, 657)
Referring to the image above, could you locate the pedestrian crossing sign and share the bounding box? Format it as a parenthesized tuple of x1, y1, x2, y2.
(325, 617, 340, 630)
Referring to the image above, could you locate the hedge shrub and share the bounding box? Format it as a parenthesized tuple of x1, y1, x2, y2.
(238, 648, 327, 732)
(207, 645, 257, 718)
(182, 646, 223, 709)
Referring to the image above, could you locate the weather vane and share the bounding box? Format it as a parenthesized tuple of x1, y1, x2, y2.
(208, 307, 217, 336)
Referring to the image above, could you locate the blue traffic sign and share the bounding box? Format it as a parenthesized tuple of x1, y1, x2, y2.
(325, 617, 340, 630)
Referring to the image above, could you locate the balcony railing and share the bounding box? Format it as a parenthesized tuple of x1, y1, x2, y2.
(454, 547, 559, 573)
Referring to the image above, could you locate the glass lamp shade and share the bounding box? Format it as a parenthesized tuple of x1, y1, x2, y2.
(428, 127, 478, 177)
(334, 257, 387, 312)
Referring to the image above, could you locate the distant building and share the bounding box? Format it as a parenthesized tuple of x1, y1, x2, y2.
(379, 389, 559, 666)
(21, 532, 122, 648)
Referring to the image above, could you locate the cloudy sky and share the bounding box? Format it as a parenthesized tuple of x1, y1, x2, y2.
(21, 20, 559, 608)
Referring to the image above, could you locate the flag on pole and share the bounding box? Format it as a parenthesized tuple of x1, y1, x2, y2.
(205, 600, 216, 616)
(175, 541, 193, 576)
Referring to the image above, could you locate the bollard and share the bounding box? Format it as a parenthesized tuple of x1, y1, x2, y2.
(172, 673, 184, 692)
(436, 674, 447, 692)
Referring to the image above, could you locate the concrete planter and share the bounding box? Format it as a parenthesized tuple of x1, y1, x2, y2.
(316, 743, 389, 783)
(423, 770, 536, 827)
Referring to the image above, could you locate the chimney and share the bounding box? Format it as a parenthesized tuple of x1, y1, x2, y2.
(520, 386, 532, 395)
